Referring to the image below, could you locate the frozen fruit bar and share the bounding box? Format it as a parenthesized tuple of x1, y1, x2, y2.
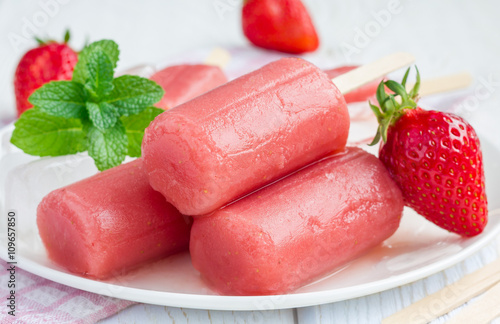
(325, 65, 383, 103)
(190, 147, 404, 295)
(37, 159, 192, 279)
(150, 64, 227, 109)
(142, 57, 350, 215)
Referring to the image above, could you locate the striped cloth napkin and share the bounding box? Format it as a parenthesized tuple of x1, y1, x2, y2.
(0, 259, 135, 324)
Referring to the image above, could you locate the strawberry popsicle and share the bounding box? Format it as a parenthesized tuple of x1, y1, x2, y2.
(142, 57, 350, 215)
(37, 159, 192, 279)
(325, 65, 382, 103)
(190, 147, 404, 295)
(150, 64, 228, 110)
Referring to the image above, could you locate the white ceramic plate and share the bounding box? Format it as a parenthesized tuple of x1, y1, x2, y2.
(0, 121, 499, 311)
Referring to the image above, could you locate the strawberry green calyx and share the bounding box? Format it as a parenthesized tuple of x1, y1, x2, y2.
(34, 37, 46, 46)
(34, 29, 71, 46)
(369, 66, 421, 146)
(64, 29, 71, 43)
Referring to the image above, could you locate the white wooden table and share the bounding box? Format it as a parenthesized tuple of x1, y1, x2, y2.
(1, 1, 499, 323)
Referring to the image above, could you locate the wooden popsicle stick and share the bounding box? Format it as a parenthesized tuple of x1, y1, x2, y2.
(408, 72, 473, 97)
(333, 52, 415, 95)
(445, 281, 500, 324)
(203, 47, 231, 70)
(382, 256, 500, 324)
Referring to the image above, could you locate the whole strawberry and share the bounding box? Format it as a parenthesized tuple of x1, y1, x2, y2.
(14, 30, 78, 116)
(242, 0, 319, 54)
(370, 68, 487, 237)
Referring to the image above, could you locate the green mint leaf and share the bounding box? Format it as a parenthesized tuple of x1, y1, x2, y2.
(28, 81, 87, 118)
(87, 102, 118, 130)
(72, 40, 119, 84)
(12, 38, 165, 171)
(84, 47, 114, 98)
(121, 106, 163, 157)
(87, 121, 127, 171)
(10, 108, 87, 156)
(105, 75, 164, 116)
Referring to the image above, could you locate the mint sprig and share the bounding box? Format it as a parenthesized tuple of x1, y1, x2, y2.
(11, 39, 164, 171)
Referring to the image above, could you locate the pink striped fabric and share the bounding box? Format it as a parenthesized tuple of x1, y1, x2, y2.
(0, 259, 135, 323)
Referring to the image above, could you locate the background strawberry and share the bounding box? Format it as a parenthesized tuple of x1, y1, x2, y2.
(242, 0, 319, 54)
(370, 68, 488, 237)
(14, 31, 78, 117)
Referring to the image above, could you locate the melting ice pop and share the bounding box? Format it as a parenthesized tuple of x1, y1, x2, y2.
(150, 48, 230, 110)
(142, 53, 415, 216)
(151, 64, 228, 110)
(37, 159, 192, 279)
(190, 147, 404, 295)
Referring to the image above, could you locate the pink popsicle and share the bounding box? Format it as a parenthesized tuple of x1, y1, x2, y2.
(37, 159, 192, 279)
(150, 64, 228, 110)
(325, 65, 383, 103)
(142, 57, 350, 216)
(190, 147, 404, 295)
